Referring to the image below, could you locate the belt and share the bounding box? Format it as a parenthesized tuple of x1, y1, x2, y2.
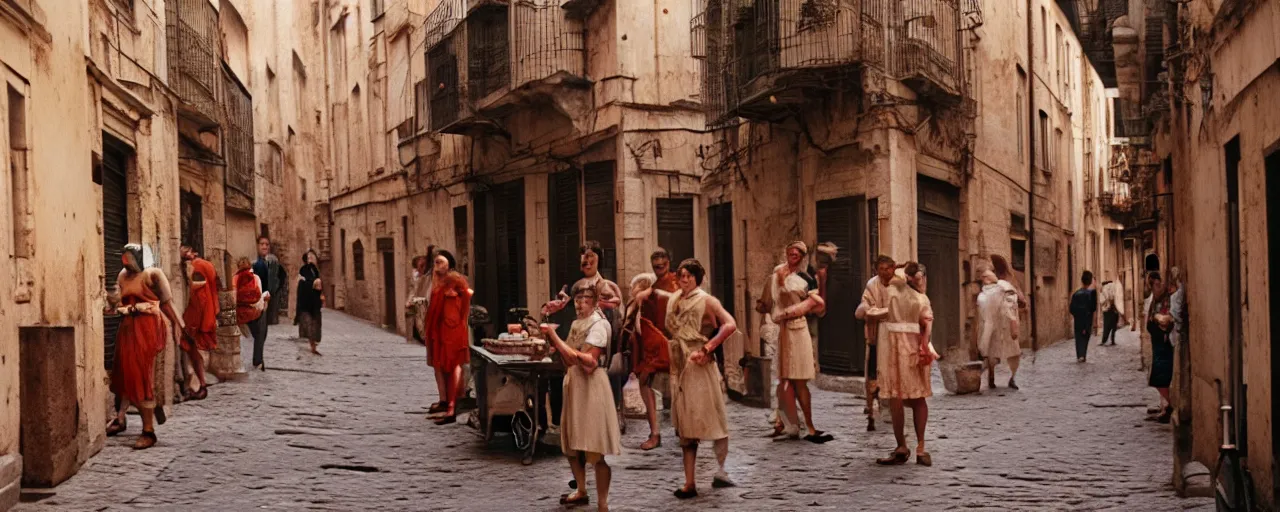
(883, 322, 920, 334)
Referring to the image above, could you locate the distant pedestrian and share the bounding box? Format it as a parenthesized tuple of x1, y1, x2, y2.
(250, 235, 282, 371)
(424, 249, 473, 425)
(976, 269, 1021, 389)
(538, 283, 621, 510)
(233, 257, 264, 336)
(1097, 272, 1125, 346)
(180, 246, 218, 400)
(1145, 271, 1175, 423)
(855, 255, 896, 431)
(1069, 271, 1098, 362)
(296, 249, 323, 355)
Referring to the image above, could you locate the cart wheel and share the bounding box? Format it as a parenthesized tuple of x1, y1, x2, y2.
(512, 410, 535, 451)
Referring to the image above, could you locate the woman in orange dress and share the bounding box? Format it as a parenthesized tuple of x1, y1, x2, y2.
(424, 249, 473, 425)
(105, 244, 184, 450)
(233, 257, 263, 331)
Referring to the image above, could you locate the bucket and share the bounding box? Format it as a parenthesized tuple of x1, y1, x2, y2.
(953, 362, 985, 395)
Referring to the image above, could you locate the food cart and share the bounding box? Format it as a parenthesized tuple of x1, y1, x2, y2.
(470, 338, 564, 465)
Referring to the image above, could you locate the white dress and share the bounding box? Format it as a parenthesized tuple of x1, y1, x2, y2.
(977, 280, 1021, 360)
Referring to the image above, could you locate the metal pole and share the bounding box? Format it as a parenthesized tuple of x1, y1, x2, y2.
(1026, 0, 1039, 352)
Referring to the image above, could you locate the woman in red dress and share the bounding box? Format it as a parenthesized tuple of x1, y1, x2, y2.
(424, 249, 473, 425)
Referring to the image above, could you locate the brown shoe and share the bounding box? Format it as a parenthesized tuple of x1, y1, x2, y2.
(876, 448, 910, 465)
(106, 418, 127, 437)
(917, 451, 933, 467)
(133, 431, 157, 450)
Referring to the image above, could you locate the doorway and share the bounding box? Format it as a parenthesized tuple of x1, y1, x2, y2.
(548, 168, 581, 338)
(917, 176, 961, 355)
(815, 196, 867, 375)
(101, 135, 131, 371)
(1226, 136, 1246, 454)
(180, 190, 204, 258)
(708, 203, 735, 316)
(474, 179, 526, 332)
(19, 327, 78, 487)
(379, 238, 396, 328)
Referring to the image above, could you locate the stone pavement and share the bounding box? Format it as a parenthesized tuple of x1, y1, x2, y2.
(16, 311, 1212, 511)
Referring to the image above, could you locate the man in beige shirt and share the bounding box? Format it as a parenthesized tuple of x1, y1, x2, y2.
(1097, 272, 1125, 346)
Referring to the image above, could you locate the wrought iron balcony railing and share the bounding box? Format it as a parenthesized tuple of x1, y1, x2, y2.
(424, 0, 586, 133)
(223, 66, 254, 212)
(165, 0, 221, 127)
(892, 0, 961, 101)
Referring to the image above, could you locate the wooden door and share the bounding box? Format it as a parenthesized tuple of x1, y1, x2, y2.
(474, 179, 526, 330)
(816, 196, 867, 375)
(583, 162, 616, 281)
(917, 176, 962, 355)
(708, 203, 735, 316)
(379, 238, 396, 327)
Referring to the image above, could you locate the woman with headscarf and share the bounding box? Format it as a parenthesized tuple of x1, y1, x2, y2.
(870, 262, 939, 466)
(976, 267, 1022, 389)
(424, 249, 473, 425)
(296, 249, 323, 355)
(760, 241, 831, 443)
(104, 244, 184, 449)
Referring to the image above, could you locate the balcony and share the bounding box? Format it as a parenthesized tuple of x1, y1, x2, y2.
(165, 0, 221, 128)
(223, 65, 254, 213)
(424, 0, 588, 135)
(892, 0, 962, 103)
(695, 0, 867, 125)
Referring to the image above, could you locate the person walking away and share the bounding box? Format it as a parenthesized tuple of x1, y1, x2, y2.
(1098, 272, 1125, 346)
(424, 250, 473, 425)
(762, 242, 831, 443)
(1069, 271, 1098, 362)
(179, 246, 218, 400)
(976, 269, 1021, 389)
(624, 272, 672, 451)
(104, 244, 185, 449)
(538, 283, 622, 511)
(250, 236, 282, 371)
(855, 255, 896, 431)
(296, 249, 324, 355)
(1146, 271, 1176, 423)
(870, 263, 939, 467)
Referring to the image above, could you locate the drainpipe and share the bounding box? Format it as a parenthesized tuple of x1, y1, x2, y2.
(1026, 0, 1038, 352)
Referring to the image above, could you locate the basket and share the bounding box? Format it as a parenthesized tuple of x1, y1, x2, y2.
(953, 363, 985, 395)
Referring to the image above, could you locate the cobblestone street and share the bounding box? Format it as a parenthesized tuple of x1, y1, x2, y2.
(18, 311, 1212, 511)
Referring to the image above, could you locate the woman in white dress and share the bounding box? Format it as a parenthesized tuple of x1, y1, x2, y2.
(540, 282, 622, 511)
(976, 269, 1022, 389)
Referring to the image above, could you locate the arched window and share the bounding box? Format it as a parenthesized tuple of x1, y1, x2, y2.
(353, 240, 365, 280)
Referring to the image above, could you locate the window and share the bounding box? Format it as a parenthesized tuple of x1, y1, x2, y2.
(267, 141, 283, 184)
(1016, 68, 1026, 163)
(453, 206, 468, 276)
(1040, 8, 1047, 61)
(260, 223, 270, 241)
(300, 177, 307, 202)
(353, 239, 365, 280)
(1055, 25, 1063, 90)
(293, 51, 307, 124)
(371, 0, 385, 19)
(401, 215, 409, 251)
(1038, 110, 1050, 170)
(1010, 212, 1027, 272)
(8, 84, 31, 259)
(1054, 128, 1064, 174)
(340, 229, 347, 277)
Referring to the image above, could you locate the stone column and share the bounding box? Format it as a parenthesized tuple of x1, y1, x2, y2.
(209, 290, 247, 381)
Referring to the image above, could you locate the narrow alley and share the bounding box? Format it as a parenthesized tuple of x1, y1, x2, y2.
(16, 310, 1209, 511)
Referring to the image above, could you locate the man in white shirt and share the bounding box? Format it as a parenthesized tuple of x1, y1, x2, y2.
(1097, 271, 1126, 346)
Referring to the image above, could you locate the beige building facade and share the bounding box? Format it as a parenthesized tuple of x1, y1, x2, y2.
(694, 0, 1117, 385)
(0, 1, 326, 506)
(321, 0, 708, 339)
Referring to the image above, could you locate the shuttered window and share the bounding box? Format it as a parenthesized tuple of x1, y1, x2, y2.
(102, 135, 132, 370)
(583, 162, 616, 282)
(657, 198, 695, 268)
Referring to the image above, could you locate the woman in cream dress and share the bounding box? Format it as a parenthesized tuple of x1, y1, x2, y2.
(763, 241, 831, 443)
(540, 283, 621, 511)
(869, 263, 939, 467)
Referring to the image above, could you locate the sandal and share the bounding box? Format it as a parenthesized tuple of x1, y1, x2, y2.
(559, 491, 589, 506)
(106, 418, 127, 437)
(640, 434, 662, 451)
(876, 448, 911, 466)
(917, 451, 933, 467)
(804, 431, 834, 444)
(433, 415, 457, 426)
(189, 387, 208, 401)
(133, 431, 157, 450)
(1007, 378, 1019, 390)
(427, 402, 447, 414)
(673, 485, 698, 500)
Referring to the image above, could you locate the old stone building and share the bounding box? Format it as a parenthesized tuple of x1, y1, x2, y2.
(322, 0, 707, 339)
(1095, 0, 1280, 502)
(0, 1, 326, 506)
(694, 0, 1118, 385)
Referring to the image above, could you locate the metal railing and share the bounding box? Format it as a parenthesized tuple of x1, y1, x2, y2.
(425, 0, 467, 130)
(511, 0, 585, 87)
(165, 0, 221, 123)
(223, 67, 254, 211)
(891, 0, 960, 95)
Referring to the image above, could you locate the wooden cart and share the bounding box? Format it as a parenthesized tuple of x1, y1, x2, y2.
(470, 345, 564, 464)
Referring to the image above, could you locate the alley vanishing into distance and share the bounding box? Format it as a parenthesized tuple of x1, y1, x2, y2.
(16, 310, 1209, 511)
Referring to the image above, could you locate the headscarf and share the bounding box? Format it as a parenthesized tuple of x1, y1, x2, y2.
(786, 240, 808, 255)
